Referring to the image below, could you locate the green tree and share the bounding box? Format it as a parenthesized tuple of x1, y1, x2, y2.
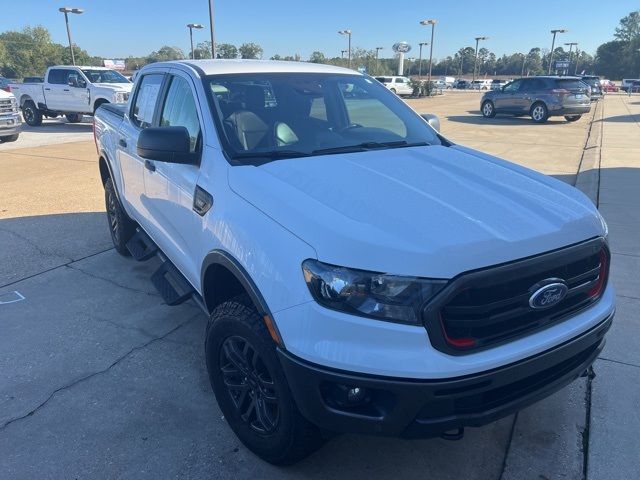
(309, 51, 326, 63)
(239, 42, 263, 59)
(146, 45, 185, 63)
(614, 10, 640, 42)
(216, 43, 238, 59)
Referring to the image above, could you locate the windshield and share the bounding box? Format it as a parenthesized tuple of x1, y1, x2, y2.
(205, 73, 441, 164)
(81, 69, 129, 84)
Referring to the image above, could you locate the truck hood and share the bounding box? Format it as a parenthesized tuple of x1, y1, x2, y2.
(93, 83, 132, 92)
(228, 145, 605, 278)
(0, 90, 14, 99)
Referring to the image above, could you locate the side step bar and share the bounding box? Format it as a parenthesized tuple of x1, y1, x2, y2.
(151, 260, 194, 306)
(126, 229, 158, 261)
(125, 228, 195, 306)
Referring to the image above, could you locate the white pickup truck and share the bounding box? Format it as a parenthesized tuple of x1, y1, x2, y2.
(10, 65, 132, 126)
(94, 60, 614, 465)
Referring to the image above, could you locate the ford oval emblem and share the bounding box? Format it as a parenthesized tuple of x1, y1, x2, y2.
(529, 282, 569, 309)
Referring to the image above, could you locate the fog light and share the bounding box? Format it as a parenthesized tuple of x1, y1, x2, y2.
(347, 387, 367, 404)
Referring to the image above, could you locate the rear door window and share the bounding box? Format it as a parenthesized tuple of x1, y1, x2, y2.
(131, 74, 164, 128)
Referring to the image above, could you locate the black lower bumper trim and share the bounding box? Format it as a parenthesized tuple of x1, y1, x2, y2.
(278, 312, 613, 438)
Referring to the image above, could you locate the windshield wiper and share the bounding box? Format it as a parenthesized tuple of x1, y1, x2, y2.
(312, 141, 429, 156)
(231, 150, 311, 161)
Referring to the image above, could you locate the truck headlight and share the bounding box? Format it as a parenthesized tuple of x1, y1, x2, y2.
(302, 259, 447, 324)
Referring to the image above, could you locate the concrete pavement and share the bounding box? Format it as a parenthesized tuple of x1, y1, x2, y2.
(0, 91, 637, 479)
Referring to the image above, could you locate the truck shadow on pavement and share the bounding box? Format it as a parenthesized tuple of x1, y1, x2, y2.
(446, 112, 570, 126)
(20, 120, 94, 134)
(599, 114, 640, 122)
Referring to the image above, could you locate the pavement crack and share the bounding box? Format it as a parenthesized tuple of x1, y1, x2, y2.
(0, 227, 73, 263)
(498, 413, 518, 480)
(66, 264, 160, 297)
(597, 357, 640, 369)
(0, 314, 198, 432)
(581, 366, 596, 480)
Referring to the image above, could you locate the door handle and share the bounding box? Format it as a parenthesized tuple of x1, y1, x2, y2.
(44, 88, 51, 91)
(144, 160, 156, 172)
(63, 89, 70, 92)
(118, 138, 127, 148)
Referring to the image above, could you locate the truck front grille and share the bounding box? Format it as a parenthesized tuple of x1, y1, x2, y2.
(0, 99, 15, 114)
(422, 238, 609, 354)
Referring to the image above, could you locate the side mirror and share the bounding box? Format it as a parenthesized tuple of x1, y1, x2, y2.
(420, 113, 441, 133)
(137, 126, 198, 164)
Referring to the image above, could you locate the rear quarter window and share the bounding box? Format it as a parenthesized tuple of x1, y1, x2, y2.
(555, 79, 586, 89)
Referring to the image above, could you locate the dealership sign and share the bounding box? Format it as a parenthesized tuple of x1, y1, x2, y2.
(104, 59, 126, 71)
(555, 60, 570, 69)
(392, 42, 412, 54)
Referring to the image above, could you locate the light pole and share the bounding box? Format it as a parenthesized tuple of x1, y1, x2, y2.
(418, 42, 428, 78)
(58, 7, 83, 66)
(207, 0, 216, 58)
(338, 30, 352, 68)
(548, 29, 567, 74)
(420, 19, 436, 87)
(473, 36, 488, 83)
(521, 53, 527, 76)
(187, 23, 204, 60)
(564, 42, 577, 75)
(375, 46, 383, 74)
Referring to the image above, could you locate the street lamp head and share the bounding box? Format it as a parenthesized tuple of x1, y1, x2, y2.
(187, 23, 204, 29)
(551, 29, 567, 34)
(475, 36, 489, 41)
(338, 29, 351, 35)
(420, 19, 436, 25)
(59, 7, 83, 14)
(419, 42, 429, 46)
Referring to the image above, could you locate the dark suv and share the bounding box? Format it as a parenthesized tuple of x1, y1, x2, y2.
(480, 76, 591, 123)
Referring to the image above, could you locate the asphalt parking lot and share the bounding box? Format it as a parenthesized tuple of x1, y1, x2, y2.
(1, 91, 639, 479)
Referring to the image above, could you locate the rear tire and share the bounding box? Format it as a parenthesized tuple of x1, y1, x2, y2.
(104, 178, 135, 256)
(530, 102, 548, 123)
(22, 100, 43, 126)
(481, 100, 496, 118)
(65, 113, 84, 123)
(390, 88, 397, 94)
(206, 297, 324, 465)
(0, 134, 19, 143)
(564, 115, 581, 122)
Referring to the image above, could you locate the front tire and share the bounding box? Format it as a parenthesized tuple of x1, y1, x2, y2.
(65, 113, 84, 123)
(530, 102, 548, 123)
(564, 115, 581, 122)
(206, 297, 324, 465)
(104, 178, 135, 256)
(22, 101, 43, 126)
(481, 100, 496, 118)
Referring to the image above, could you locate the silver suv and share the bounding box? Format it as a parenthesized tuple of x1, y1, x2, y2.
(480, 76, 591, 123)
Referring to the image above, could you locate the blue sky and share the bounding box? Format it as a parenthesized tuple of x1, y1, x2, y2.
(1, 0, 637, 60)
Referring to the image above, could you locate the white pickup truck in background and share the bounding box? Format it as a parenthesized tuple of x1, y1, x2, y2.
(10, 65, 132, 126)
(0, 88, 21, 143)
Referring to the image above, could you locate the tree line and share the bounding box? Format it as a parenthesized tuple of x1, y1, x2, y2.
(1, 10, 638, 80)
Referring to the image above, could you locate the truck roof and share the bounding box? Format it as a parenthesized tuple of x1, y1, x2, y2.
(48, 65, 114, 70)
(159, 59, 358, 76)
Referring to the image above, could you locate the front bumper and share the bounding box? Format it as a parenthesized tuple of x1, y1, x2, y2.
(279, 312, 612, 438)
(0, 114, 21, 136)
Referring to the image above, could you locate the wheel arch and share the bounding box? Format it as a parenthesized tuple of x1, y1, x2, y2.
(93, 98, 110, 113)
(19, 94, 34, 107)
(200, 250, 273, 319)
